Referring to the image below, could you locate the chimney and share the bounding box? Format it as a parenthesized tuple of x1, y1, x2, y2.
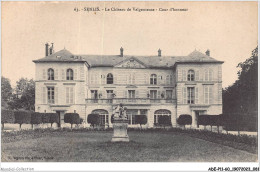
(120, 47, 124, 57)
(158, 49, 162, 57)
(45, 43, 49, 56)
(205, 49, 210, 56)
(49, 43, 54, 55)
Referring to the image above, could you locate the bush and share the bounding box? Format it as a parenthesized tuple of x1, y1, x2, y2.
(64, 113, 80, 129)
(1, 109, 15, 129)
(31, 112, 42, 129)
(14, 111, 32, 129)
(198, 115, 211, 127)
(87, 114, 100, 128)
(177, 114, 192, 128)
(49, 113, 59, 127)
(42, 113, 51, 123)
(135, 115, 147, 129)
(158, 115, 171, 128)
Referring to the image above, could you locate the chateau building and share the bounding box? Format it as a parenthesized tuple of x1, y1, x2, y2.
(33, 44, 223, 128)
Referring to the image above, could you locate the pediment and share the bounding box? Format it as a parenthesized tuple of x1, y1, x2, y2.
(114, 58, 146, 68)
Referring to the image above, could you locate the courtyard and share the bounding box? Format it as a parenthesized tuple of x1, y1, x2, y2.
(1, 130, 257, 162)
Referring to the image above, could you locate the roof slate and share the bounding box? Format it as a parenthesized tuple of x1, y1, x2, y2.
(33, 49, 223, 67)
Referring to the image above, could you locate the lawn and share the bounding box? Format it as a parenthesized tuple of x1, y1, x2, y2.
(1, 130, 258, 162)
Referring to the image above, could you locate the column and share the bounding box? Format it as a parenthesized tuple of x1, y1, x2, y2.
(191, 110, 197, 128)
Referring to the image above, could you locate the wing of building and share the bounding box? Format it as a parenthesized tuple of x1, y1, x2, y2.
(33, 44, 224, 128)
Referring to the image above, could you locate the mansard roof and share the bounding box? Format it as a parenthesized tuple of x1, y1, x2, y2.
(33, 49, 223, 68)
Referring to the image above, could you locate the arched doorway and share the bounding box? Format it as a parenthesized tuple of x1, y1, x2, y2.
(92, 109, 109, 126)
(154, 109, 171, 126)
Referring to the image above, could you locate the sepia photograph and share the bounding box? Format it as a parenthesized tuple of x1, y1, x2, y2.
(1, 1, 258, 171)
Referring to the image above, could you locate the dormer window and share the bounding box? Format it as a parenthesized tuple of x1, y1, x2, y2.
(107, 73, 113, 84)
(67, 69, 73, 80)
(187, 70, 195, 81)
(48, 68, 54, 80)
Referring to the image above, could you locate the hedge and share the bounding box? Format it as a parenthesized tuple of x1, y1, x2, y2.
(49, 113, 60, 127)
(14, 111, 32, 129)
(158, 115, 172, 128)
(1, 109, 15, 129)
(64, 113, 80, 129)
(177, 114, 192, 128)
(87, 114, 100, 128)
(42, 113, 51, 123)
(31, 112, 42, 129)
(135, 115, 147, 128)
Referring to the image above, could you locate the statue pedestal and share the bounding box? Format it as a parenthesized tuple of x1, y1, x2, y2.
(111, 118, 129, 142)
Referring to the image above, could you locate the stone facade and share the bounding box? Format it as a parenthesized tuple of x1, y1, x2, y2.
(33, 46, 223, 128)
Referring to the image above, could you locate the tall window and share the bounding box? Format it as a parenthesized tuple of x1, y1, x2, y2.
(127, 109, 138, 125)
(66, 69, 73, 80)
(107, 73, 113, 84)
(128, 90, 135, 98)
(150, 90, 157, 99)
(204, 85, 213, 104)
(47, 87, 55, 104)
(154, 109, 171, 125)
(187, 70, 195, 81)
(166, 90, 173, 99)
(150, 74, 157, 85)
(187, 87, 195, 104)
(92, 109, 109, 126)
(66, 87, 74, 104)
(107, 90, 113, 99)
(91, 90, 98, 99)
(48, 68, 54, 80)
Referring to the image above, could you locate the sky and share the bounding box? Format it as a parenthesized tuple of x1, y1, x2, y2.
(1, 1, 258, 88)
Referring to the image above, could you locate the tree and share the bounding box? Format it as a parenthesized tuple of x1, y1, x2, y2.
(31, 112, 42, 129)
(64, 113, 80, 129)
(177, 114, 192, 129)
(222, 46, 258, 132)
(1, 76, 12, 108)
(135, 115, 147, 129)
(87, 114, 100, 128)
(8, 78, 35, 111)
(158, 115, 171, 129)
(49, 113, 59, 128)
(1, 109, 15, 130)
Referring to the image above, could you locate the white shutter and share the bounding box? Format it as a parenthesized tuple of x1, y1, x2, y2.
(170, 75, 173, 85)
(157, 75, 161, 85)
(62, 69, 65, 80)
(182, 70, 187, 81)
(55, 69, 58, 80)
(74, 69, 78, 80)
(132, 73, 135, 84)
(195, 87, 198, 104)
(80, 67, 84, 80)
(42, 69, 46, 80)
(42, 87, 46, 104)
(183, 87, 187, 104)
(177, 70, 182, 82)
(204, 86, 209, 104)
(195, 70, 200, 81)
(70, 87, 74, 104)
(136, 90, 139, 98)
(209, 86, 213, 104)
(147, 73, 150, 84)
(162, 90, 166, 99)
(55, 87, 58, 104)
(209, 69, 213, 81)
(66, 87, 69, 104)
(114, 74, 117, 84)
(125, 91, 128, 98)
(205, 69, 209, 81)
(158, 90, 161, 99)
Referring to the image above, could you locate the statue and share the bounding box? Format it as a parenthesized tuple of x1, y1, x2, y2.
(111, 103, 129, 142)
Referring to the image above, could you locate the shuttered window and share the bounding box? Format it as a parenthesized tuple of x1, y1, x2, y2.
(204, 85, 213, 104)
(42, 87, 46, 104)
(66, 87, 74, 104)
(195, 87, 199, 104)
(182, 70, 187, 81)
(182, 87, 187, 104)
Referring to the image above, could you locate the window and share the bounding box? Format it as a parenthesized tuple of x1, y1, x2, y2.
(150, 90, 157, 99)
(150, 74, 157, 85)
(107, 73, 113, 84)
(107, 90, 113, 99)
(204, 69, 213, 81)
(91, 90, 98, 99)
(204, 85, 213, 104)
(92, 109, 109, 126)
(66, 69, 73, 80)
(187, 87, 195, 104)
(48, 68, 54, 80)
(47, 87, 55, 104)
(66, 87, 74, 104)
(126, 110, 138, 125)
(128, 90, 135, 98)
(154, 109, 171, 125)
(166, 90, 173, 99)
(187, 70, 195, 81)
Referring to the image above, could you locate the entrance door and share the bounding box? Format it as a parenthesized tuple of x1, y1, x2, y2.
(57, 111, 61, 128)
(56, 111, 65, 128)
